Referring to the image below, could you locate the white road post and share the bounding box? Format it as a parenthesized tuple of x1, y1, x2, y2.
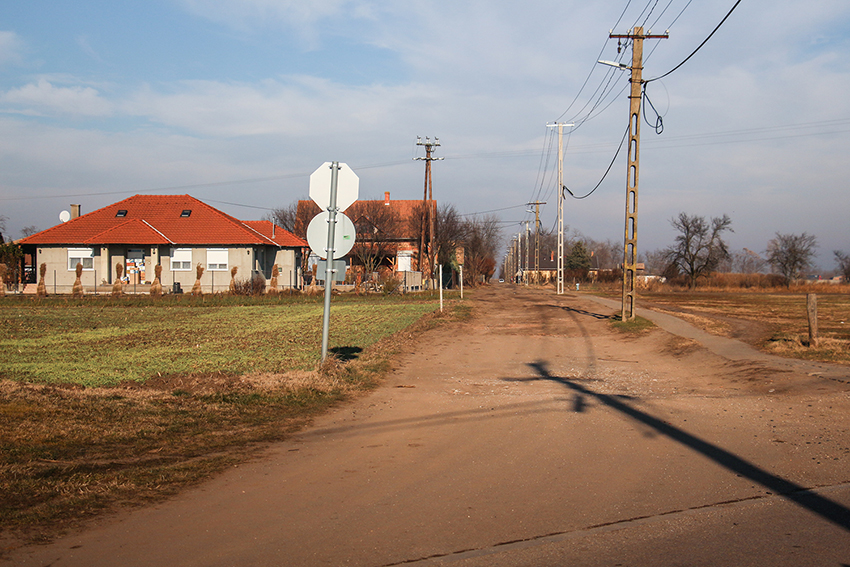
(439, 263, 443, 312)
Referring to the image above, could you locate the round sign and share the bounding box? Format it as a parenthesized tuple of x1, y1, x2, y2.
(309, 162, 359, 212)
(306, 211, 356, 259)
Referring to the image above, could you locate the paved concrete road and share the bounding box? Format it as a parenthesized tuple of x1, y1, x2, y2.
(5, 286, 850, 566)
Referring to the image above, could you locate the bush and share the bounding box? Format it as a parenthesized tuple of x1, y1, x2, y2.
(231, 273, 267, 296)
(381, 275, 401, 296)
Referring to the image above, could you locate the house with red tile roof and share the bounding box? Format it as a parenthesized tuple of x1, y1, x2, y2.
(18, 195, 307, 293)
(294, 191, 433, 278)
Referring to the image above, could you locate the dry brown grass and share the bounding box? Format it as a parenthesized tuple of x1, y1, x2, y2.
(638, 287, 850, 365)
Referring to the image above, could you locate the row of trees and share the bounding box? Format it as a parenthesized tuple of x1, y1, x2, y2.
(499, 211, 848, 289)
(649, 212, 847, 288)
(267, 201, 502, 285)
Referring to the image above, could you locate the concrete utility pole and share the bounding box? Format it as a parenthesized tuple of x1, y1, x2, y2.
(524, 220, 530, 286)
(547, 123, 574, 295)
(415, 137, 443, 288)
(526, 201, 545, 284)
(607, 27, 667, 321)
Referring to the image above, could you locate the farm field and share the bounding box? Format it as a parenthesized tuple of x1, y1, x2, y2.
(637, 288, 850, 365)
(0, 292, 457, 545)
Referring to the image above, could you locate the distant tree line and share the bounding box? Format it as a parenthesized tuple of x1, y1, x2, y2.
(267, 200, 503, 286)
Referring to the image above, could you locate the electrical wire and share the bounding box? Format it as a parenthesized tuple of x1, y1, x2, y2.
(641, 87, 664, 134)
(646, 0, 743, 83)
(554, 0, 635, 123)
(459, 204, 529, 218)
(563, 125, 630, 200)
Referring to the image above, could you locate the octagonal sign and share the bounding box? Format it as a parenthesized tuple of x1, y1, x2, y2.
(309, 162, 359, 212)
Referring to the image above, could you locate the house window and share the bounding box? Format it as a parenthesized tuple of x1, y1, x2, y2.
(207, 248, 228, 271)
(180, 210, 192, 217)
(68, 248, 94, 271)
(170, 248, 192, 271)
(397, 251, 413, 272)
(116, 210, 127, 217)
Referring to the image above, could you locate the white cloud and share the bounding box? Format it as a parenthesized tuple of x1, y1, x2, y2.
(0, 31, 24, 66)
(0, 78, 114, 117)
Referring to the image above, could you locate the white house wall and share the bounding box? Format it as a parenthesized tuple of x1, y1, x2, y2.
(32, 245, 301, 294)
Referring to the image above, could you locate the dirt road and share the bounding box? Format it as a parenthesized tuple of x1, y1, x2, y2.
(5, 286, 850, 566)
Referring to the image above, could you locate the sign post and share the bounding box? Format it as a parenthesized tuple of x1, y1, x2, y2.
(309, 162, 359, 362)
(320, 163, 340, 362)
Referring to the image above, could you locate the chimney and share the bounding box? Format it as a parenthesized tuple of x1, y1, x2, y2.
(70, 204, 81, 219)
(384, 191, 390, 206)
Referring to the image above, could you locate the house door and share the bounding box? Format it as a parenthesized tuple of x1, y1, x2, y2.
(127, 249, 146, 284)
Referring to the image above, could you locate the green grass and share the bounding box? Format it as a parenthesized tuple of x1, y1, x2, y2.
(609, 315, 655, 334)
(0, 294, 440, 387)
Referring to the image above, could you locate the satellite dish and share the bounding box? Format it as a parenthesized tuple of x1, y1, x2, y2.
(59, 210, 71, 223)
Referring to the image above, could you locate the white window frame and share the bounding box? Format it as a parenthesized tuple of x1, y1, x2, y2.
(170, 248, 192, 271)
(68, 248, 94, 271)
(207, 248, 228, 271)
(397, 250, 413, 272)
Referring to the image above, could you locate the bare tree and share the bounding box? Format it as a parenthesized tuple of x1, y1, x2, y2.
(20, 225, 39, 238)
(0, 215, 7, 243)
(639, 248, 669, 275)
(835, 250, 850, 282)
(586, 238, 621, 270)
(265, 202, 299, 232)
(348, 200, 402, 276)
(463, 214, 501, 284)
(664, 213, 733, 289)
(765, 232, 817, 286)
(408, 202, 468, 268)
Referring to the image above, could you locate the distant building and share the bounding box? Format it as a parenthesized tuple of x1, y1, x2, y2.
(295, 191, 432, 277)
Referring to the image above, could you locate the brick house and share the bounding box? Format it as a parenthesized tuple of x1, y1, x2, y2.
(295, 191, 434, 278)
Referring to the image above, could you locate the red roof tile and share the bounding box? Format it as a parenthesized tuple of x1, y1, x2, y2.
(242, 220, 307, 247)
(19, 195, 305, 248)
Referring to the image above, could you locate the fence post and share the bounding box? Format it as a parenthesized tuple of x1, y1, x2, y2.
(807, 294, 818, 348)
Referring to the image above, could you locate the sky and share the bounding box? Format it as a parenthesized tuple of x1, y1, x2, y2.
(1, 0, 849, 271)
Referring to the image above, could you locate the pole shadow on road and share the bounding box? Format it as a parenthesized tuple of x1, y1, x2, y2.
(512, 359, 850, 533)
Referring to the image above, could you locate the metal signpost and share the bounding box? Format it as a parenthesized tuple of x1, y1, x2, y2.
(308, 162, 359, 362)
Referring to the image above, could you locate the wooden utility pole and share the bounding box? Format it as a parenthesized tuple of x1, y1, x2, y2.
(608, 27, 667, 321)
(415, 137, 443, 288)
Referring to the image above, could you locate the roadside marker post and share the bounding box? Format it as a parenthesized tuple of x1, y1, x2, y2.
(439, 264, 443, 313)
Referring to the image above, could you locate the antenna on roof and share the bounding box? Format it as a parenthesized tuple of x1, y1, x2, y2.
(59, 210, 71, 223)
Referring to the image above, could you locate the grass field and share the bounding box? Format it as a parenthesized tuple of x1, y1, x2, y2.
(0, 292, 460, 546)
(1, 294, 442, 387)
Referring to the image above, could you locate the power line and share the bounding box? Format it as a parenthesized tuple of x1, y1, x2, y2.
(646, 0, 744, 83)
(459, 204, 528, 218)
(564, 125, 630, 200)
(554, 0, 635, 123)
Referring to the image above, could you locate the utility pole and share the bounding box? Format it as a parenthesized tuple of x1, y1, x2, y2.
(526, 201, 545, 284)
(547, 122, 574, 295)
(607, 27, 667, 321)
(415, 137, 443, 289)
(524, 220, 530, 286)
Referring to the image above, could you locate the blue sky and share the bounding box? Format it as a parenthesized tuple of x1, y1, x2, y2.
(2, 0, 849, 270)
